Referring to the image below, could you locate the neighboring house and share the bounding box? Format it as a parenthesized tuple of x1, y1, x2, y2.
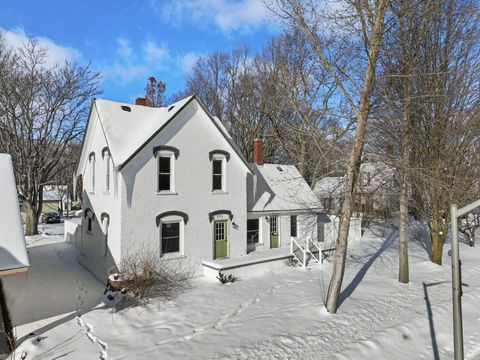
(313, 158, 397, 217)
(19, 185, 71, 222)
(0, 154, 30, 279)
(313, 176, 344, 214)
(42, 185, 71, 214)
(74, 95, 322, 280)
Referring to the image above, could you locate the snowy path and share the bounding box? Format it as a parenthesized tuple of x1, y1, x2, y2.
(7, 222, 480, 359)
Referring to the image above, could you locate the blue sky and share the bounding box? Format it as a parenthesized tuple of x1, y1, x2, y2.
(0, 0, 279, 103)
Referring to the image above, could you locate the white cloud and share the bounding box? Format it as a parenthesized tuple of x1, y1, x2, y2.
(1, 27, 81, 68)
(154, 0, 273, 33)
(104, 37, 173, 86)
(179, 52, 200, 73)
(116, 37, 133, 62)
(143, 40, 170, 62)
(102, 63, 149, 86)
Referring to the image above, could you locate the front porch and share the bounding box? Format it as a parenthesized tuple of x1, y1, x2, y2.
(202, 246, 294, 280)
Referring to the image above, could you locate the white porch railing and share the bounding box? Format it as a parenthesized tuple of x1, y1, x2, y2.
(290, 236, 322, 269)
(290, 236, 306, 268)
(306, 236, 322, 269)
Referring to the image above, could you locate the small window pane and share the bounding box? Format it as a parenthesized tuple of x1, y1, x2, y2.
(158, 174, 170, 191)
(215, 222, 225, 241)
(213, 175, 222, 190)
(162, 222, 180, 253)
(213, 160, 222, 174)
(88, 218, 92, 232)
(159, 157, 170, 173)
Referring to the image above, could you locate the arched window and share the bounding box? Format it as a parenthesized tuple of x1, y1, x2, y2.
(209, 150, 229, 192)
(89, 152, 95, 193)
(101, 213, 109, 257)
(84, 208, 95, 233)
(102, 147, 111, 193)
(155, 211, 188, 257)
(153, 146, 179, 194)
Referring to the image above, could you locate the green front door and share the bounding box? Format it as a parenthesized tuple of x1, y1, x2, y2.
(270, 216, 279, 248)
(214, 220, 228, 259)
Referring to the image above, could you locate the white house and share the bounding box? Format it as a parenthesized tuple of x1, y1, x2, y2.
(314, 159, 397, 217)
(74, 95, 321, 280)
(0, 154, 30, 279)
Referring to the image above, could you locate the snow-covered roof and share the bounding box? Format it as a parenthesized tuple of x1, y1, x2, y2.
(94, 96, 194, 168)
(249, 163, 321, 213)
(43, 185, 68, 202)
(0, 154, 30, 275)
(313, 176, 345, 198)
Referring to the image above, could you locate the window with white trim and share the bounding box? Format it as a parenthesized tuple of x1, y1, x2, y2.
(160, 220, 184, 255)
(157, 152, 175, 192)
(85, 211, 94, 234)
(89, 153, 95, 193)
(102, 216, 109, 257)
(103, 149, 111, 193)
(212, 156, 226, 192)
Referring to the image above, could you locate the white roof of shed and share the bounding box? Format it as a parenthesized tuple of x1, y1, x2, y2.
(94, 96, 194, 167)
(0, 154, 30, 273)
(250, 163, 321, 213)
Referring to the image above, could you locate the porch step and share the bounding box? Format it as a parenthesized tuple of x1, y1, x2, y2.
(202, 247, 293, 280)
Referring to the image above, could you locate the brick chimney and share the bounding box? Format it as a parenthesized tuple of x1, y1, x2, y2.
(253, 138, 264, 165)
(385, 144, 393, 158)
(135, 97, 147, 106)
(135, 97, 153, 107)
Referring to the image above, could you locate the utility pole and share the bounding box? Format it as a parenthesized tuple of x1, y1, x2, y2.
(450, 204, 463, 360)
(450, 198, 480, 360)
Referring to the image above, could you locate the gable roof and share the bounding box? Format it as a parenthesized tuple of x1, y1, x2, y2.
(94, 95, 194, 169)
(78, 95, 252, 173)
(249, 163, 321, 213)
(0, 154, 30, 275)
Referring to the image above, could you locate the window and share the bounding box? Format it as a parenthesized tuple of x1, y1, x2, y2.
(215, 221, 226, 241)
(161, 222, 180, 254)
(247, 219, 259, 243)
(89, 153, 95, 193)
(212, 159, 223, 191)
(290, 215, 297, 237)
(102, 216, 109, 257)
(104, 151, 111, 192)
(158, 156, 172, 191)
(270, 216, 278, 234)
(88, 217, 93, 232)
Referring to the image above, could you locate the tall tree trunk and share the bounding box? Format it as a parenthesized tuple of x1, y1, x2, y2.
(431, 211, 446, 265)
(24, 200, 38, 236)
(326, 0, 389, 313)
(399, 76, 412, 284)
(398, 144, 410, 282)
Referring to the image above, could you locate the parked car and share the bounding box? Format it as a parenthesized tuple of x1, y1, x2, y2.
(42, 212, 61, 224)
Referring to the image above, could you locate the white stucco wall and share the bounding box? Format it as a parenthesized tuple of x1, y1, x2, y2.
(119, 101, 249, 272)
(79, 106, 122, 280)
(320, 215, 362, 245)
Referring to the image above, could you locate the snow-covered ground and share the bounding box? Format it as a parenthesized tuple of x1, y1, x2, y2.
(4, 221, 480, 359)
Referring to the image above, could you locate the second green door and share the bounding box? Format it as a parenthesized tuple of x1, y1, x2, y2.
(214, 220, 228, 259)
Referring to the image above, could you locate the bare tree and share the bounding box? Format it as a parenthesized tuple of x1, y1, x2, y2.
(145, 76, 166, 107)
(0, 34, 101, 235)
(371, 0, 480, 265)
(270, 0, 390, 313)
(177, 32, 346, 186)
